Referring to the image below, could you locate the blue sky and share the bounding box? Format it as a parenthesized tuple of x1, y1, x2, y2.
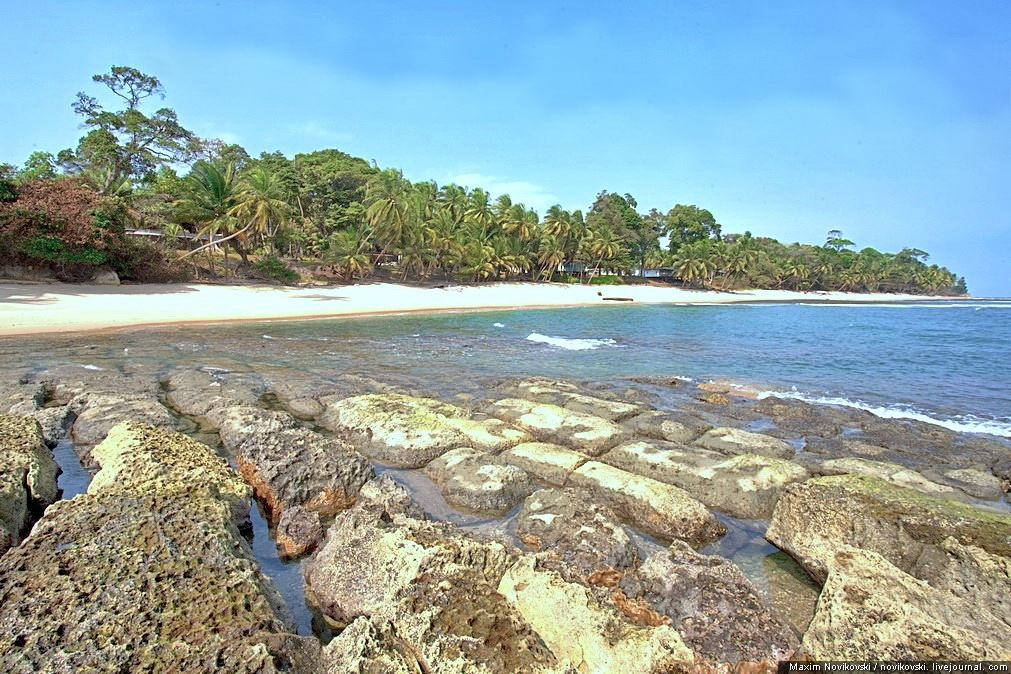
(3, 1, 1008, 295)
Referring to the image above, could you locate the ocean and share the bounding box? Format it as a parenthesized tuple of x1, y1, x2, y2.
(6, 298, 1010, 438)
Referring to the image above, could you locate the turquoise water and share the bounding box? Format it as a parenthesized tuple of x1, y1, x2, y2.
(241, 299, 1011, 437)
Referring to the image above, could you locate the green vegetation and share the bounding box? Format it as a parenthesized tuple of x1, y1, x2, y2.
(1, 66, 967, 294)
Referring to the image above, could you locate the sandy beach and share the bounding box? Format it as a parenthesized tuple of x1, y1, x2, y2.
(0, 281, 959, 336)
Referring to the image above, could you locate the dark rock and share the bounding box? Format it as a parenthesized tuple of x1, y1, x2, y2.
(516, 487, 638, 576)
(753, 396, 843, 437)
(618, 542, 796, 664)
(621, 410, 712, 444)
(210, 405, 373, 558)
(276, 504, 325, 559)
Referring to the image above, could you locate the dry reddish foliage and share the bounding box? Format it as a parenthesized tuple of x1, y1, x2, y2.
(0, 178, 120, 250)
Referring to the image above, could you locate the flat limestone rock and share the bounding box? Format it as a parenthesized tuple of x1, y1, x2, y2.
(567, 460, 726, 546)
(0, 422, 315, 673)
(801, 543, 1011, 660)
(818, 457, 969, 501)
(494, 379, 646, 421)
(70, 392, 185, 450)
(930, 467, 1005, 502)
(694, 427, 795, 460)
(423, 447, 536, 514)
(498, 556, 694, 673)
(500, 442, 589, 486)
(319, 394, 530, 468)
(618, 542, 796, 664)
(164, 369, 261, 417)
(767, 474, 1011, 586)
(516, 488, 638, 575)
(621, 410, 712, 444)
(482, 398, 630, 456)
(0, 415, 58, 554)
(602, 440, 808, 519)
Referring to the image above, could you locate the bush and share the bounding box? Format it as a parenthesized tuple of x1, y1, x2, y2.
(253, 256, 299, 284)
(588, 274, 623, 285)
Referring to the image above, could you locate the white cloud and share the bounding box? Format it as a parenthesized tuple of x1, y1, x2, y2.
(449, 172, 559, 213)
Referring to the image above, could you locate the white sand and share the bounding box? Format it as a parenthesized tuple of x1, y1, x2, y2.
(0, 281, 957, 336)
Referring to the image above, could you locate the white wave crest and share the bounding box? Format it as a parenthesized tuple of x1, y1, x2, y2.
(79, 364, 103, 371)
(493, 322, 505, 328)
(526, 332, 617, 351)
(757, 390, 1011, 438)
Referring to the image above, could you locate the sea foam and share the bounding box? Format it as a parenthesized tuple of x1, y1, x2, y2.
(757, 390, 1011, 438)
(526, 332, 617, 351)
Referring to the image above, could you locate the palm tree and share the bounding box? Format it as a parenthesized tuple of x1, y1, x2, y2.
(227, 165, 292, 263)
(176, 161, 240, 270)
(585, 225, 623, 282)
(364, 169, 410, 262)
(324, 227, 372, 281)
(673, 241, 716, 288)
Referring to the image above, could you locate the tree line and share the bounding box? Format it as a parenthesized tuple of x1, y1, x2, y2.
(0, 66, 967, 294)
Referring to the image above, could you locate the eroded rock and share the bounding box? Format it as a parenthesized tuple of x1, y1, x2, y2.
(516, 488, 638, 575)
(0, 416, 58, 554)
(801, 543, 1011, 660)
(0, 422, 314, 672)
(621, 410, 712, 444)
(320, 394, 530, 468)
(567, 460, 726, 546)
(211, 405, 373, 557)
(500, 442, 588, 486)
(423, 447, 536, 514)
(694, 427, 795, 460)
(493, 378, 646, 421)
(618, 542, 796, 664)
(482, 398, 629, 455)
(767, 474, 1011, 585)
(498, 556, 695, 672)
(602, 440, 808, 519)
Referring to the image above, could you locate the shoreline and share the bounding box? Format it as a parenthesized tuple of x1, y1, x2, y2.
(0, 280, 970, 336)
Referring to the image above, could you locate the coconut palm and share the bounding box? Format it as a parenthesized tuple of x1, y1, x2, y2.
(227, 165, 292, 263)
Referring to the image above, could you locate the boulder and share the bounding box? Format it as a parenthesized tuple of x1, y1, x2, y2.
(767, 475, 1011, 586)
(319, 394, 530, 468)
(493, 378, 645, 421)
(499, 442, 588, 486)
(0, 416, 58, 554)
(91, 269, 120, 285)
(70, 392, 184, 451)
(567, 460, 726, 546)
(620, 410, 712, 444)
(617, 542, 796, 664)
(423, 447, 536, 514)
(498, 556, 695, 672)
(30, 405, 75, 446)
(276, 504, 325, 559)
(210, 406, 373, 557)
(801, 543, 1011, 660)
(694, 427, 795, 460)
(0, 422, 315, 672)
(482, 398, 629, 456)
(516, 488, 638, 575)
(602, 440, 808, 519)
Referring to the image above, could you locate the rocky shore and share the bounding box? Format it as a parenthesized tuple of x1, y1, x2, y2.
(0, 362, 1009, 671)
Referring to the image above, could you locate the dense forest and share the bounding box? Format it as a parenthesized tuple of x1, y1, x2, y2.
(0, 67, 967, 294)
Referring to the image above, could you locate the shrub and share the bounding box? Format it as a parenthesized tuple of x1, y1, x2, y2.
(253, 255, 299, 284)
(588, 274, 623, 285)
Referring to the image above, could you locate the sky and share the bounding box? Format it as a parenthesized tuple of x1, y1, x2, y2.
(2, 0, 1008, 295)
